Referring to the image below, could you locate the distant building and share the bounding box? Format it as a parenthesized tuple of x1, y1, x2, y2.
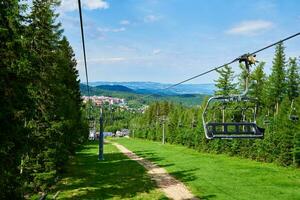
(104, 132, 113, 137)
(94, 132, 113, 139)
(82, 95, 125, 106)
(89, 130, 96, 140)
(115, 129, 130, 137)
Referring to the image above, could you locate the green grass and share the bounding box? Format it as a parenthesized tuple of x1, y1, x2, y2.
(47, 142, 166, 200)
(113, 138, 300, 200)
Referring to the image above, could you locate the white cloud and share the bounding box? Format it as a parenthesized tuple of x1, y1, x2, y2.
(97, 27, 126, 33)
(120, 20, 130, 25)
(255, 1, 276, 12)
(79, 57, 126, 64)
(84, 0, 109, 9)
(144, 14, 161, 23)
(93, 57, 126, 63)
(152, 49, 161, 55)
(226, 20, 273, 35)
(60, 0, 109, 12)
(79, 54, 161, 65)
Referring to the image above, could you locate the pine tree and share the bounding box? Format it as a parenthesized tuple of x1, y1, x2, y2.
(238, 63, 248, 93)
(54, 36, 87, 155)
(286, 57, 300, 101)
(215, 65, 237, 96)
(0, 0, 29, 198)
(266, 42, 286, 114)
(23, 0, 64, 192)
(274, 97, 297, 166)
(1, 0, 87, 196)
(249, 62, 267, 105)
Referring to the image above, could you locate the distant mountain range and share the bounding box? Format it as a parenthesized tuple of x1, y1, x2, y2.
(95, 85, 134, 93)
(87, 81, 215, 95)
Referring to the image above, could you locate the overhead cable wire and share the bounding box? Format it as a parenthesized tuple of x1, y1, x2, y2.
(78, 0, 90, 97)
(166, 32, 300, 90)
(78, 0, 94, 122)
(251, 32, 300, 55)
(136, 32, 300, 102)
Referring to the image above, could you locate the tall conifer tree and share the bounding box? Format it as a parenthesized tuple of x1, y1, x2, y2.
(215, 65, 237, 96)
(266, 42, 286, 114)
(286, 57, 300, 101)
(0, 0, 29, 198)
(249, 62, 267, 106)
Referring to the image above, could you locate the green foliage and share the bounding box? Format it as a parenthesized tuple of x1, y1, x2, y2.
(0, 0, 30, 198)
(81, 86, 207, 107)
(249, 62, 267, 106)
(215, 65, 237, 96)
(0, 0, 88, 198)
(286, 57, 300, 100)
(87, 103, 138, 133)
(265, 42, 287, 113)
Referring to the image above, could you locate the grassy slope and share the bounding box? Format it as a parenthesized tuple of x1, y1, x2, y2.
(47, 142, 166, 200)
(114, 138, 300, 200)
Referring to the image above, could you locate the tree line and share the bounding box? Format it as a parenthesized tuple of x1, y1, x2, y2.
(130, 42, 300, 167)
(87, 101, 138, 134)
(0, 1, 88, 199)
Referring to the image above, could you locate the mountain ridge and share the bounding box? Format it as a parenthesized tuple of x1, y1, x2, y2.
(86, 81, 215, 95)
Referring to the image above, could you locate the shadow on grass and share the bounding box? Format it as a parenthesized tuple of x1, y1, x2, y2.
(133, 150, 199, 181)
(128, 149, 216, 200)
(133, 150, 167, 163)
(52, 144, 161, 199)
(125, 150, 205, 198)
(200, 194, 217, 199)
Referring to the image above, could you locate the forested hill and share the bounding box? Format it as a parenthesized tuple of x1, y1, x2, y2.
(89, 81, 215, 95)
(80, 83, 208, 106)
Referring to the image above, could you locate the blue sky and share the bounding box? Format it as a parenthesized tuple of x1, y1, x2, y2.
(57, 0, 300, 84)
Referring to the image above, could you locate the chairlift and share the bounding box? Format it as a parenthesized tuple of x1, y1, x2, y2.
(178, 120, 183, 128)
(192, 118, 197, 128)
(89, 119, 95, 129)
(202, 54, 265, 139)
(263, 110, 271, 125)
(289, 100, 299, 122)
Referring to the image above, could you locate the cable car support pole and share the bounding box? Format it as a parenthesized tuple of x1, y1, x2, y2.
(99, 107, 104, 160)
(78, 0, 105, 159)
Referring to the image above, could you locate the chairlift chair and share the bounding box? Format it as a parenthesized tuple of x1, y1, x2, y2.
(192, 117, 197, 128)
(89, 121, 95, 130)
(202, 54, 265, 139)
(289, 100, 299, 122)
(263, 110, 271, 125)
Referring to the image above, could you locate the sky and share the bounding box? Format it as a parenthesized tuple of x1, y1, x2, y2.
(57, 0, 300, 84)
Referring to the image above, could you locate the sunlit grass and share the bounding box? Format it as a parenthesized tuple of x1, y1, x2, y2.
(114, 138, 300, 200)
(47, 142, 166, 200)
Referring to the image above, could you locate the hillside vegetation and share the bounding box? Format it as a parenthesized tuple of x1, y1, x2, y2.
(81, 84, 207, 106)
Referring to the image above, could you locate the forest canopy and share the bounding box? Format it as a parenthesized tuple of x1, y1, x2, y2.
(0, 1, 88, 199)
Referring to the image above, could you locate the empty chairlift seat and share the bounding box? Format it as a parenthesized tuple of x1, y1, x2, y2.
(205, 122, 265, 139)
(202, 95, 265, 139)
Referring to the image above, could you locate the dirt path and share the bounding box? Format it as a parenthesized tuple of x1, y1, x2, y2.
(112, 142, 199, 200)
